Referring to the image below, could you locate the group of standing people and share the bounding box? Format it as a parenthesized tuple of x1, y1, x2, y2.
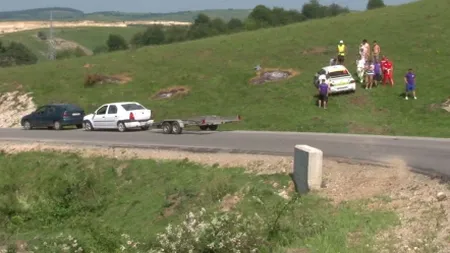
(318, 40, 417, 108)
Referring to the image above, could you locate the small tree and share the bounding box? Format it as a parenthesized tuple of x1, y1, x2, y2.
(227, 18, 243, 32)
(367, 0, 386, 10)
(106, 34, 128, 52)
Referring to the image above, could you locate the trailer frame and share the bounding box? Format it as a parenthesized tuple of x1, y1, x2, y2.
(152, 115, 241, 134)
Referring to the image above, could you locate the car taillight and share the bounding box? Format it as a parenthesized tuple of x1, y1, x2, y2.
(63, 111, 69, 117)
(201, 119, 206, 125)
(350, 80, 355, 83)
(129, 112, 135, 120)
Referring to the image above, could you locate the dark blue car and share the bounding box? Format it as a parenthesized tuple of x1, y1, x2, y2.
(21, 103, 85, 130)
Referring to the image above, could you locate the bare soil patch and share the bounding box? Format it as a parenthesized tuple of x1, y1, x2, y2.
(347, 122, 390, 135)
(349, 94, 369, 106)
(162, 193, 182, 218)
(440, 97, 450, 112)
(302, 46, 329, 55)
(249, 68, 300, 85)
(152, 86, 190, 99)
(0, 91, 36, 128)
(1, 142, 449, 252)
(51, 37, 93, 55)
(220, 194, 242, 212)
(84, 73, 132, 87)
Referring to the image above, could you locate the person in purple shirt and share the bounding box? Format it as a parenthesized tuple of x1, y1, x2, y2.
(404, 68, 417, 100)
(373, 60, 382, 86)
(318, 79, 330, 109)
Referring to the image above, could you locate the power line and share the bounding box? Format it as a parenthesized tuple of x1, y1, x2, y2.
(48, 10, 56, 60)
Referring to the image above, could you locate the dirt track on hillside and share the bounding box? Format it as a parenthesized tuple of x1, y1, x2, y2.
(0, 20, 191, 34)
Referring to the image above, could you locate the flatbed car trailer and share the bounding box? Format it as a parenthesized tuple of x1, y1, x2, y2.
(152, 115, 241, 134)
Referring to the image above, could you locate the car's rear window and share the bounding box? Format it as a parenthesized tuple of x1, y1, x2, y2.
(329, 70, 351, 78)
(63, 104, 83, 111)
(121, 103, 145, 111)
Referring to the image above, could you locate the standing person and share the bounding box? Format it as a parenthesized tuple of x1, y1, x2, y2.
(337, 40, 346, 65)
(383, 58, 394, 86)
(374, 60, 382, 86)
(404, 68, 417, 100)
(362, 39, 370, 60)
(372, 41, 381, 62)
(318, 78, 330, 109)
(365, 60, 375, 89)
(356, 56, 366, 83)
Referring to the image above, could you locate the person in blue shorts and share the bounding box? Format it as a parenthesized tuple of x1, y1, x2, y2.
(404, 68, 417, 100)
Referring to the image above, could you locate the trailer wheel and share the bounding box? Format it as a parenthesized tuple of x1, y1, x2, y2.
(162, 122, 173, 134)
(208, 125, 218, 131)
(199, 126, 208, 131)
(172, 122, 183, 134)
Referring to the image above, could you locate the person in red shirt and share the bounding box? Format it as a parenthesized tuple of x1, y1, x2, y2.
(382, 58, 394, 86)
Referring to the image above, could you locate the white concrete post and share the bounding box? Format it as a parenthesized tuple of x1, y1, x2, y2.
(293, 145, 323, 193)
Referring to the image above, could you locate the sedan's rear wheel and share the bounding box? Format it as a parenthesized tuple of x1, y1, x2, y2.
(117, 122, 127, 132)
(23, 120, 32, 130)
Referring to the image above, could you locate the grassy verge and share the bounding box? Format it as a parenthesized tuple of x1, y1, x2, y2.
(1, 0, 449, 137)
(0, 151, 397, 252)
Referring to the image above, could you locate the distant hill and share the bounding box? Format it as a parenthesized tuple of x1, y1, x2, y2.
(0, 7, 251, 22)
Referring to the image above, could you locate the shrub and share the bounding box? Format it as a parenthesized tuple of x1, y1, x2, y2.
(37, 31, 47, 40)
(149, 208, 267, 252)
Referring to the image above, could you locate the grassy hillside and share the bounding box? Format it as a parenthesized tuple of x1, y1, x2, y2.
(0, 0, 449, 137)
(0, 27, 147, 61)
(0, 7, 250, 21)
(0, 151, 396, 252)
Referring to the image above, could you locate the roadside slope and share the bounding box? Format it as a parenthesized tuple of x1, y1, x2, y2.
(0, 0, 449, 137)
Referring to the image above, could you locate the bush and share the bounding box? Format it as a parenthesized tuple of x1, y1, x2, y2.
(149, 208, 267, 252)
(0, 41, 38, 67)
(56, 47, 87, 60)
(37, 31, 47, 40)
(106, 34, 129, 52)
(92, 45, 108, 55)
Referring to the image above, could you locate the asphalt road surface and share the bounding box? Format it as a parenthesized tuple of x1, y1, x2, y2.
(0, 128, 449, 176)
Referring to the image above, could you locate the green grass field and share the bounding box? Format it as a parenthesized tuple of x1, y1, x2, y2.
(0, 27, 147, 61)
(0, 0, 449, 137)
(0, 151, 397, 252)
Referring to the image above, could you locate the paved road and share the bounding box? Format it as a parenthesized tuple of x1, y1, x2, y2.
(0, 128, 449, 176)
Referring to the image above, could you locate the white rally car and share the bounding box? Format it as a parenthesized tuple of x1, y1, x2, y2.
(82, 101, 154, 132)
(314, 65, 356, 94)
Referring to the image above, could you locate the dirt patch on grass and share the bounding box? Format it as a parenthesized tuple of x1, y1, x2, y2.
(302, 46, 329, 55)
(0, 91, 36, 128)
(220, 194, 242, 212)
(322, 158, 450, 252)
(249, 68, 300, 85)
(347, 122, 390, 135)
(84, 73, 132, 87)
(152, 86, 190, 99)
(1, 142, 450, 252)
(162, 193, 182, 217)
(349, 94, 369, 106)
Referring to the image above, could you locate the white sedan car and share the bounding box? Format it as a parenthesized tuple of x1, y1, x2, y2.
(82, 101, 154, 132)
(314, 65, 356, 94)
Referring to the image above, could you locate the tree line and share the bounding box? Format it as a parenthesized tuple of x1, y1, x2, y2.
(101, 0, 353, 53)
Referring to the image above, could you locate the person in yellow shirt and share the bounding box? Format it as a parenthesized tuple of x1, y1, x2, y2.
(337, 40, 346, 65)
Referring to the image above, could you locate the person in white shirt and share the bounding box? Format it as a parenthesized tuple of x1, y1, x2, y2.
(356, 57, 366, 83)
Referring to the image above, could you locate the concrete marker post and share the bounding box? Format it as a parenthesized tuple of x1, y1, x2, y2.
(293, 145, 323, 194)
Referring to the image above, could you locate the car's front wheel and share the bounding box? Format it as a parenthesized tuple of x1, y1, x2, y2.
(83, 121, 94, 131)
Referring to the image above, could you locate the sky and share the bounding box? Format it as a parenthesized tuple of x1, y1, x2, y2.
(1, 0, 417, 13)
